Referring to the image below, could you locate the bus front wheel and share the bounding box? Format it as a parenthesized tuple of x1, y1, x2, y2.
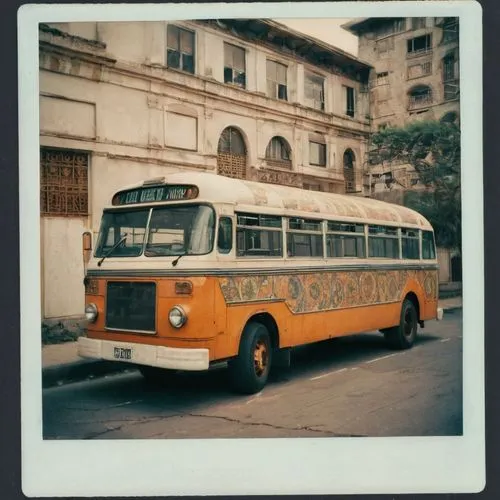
(228, 321, 272, 394)
(384, 298, 418, 350)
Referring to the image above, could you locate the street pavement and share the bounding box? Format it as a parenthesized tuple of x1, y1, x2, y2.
(42, 307, 462, 439)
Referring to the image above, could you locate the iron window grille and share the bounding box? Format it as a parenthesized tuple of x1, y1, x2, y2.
(407, 61, 432, 79)
(40, 147, 89, 216)
(408, 86, 432, 109)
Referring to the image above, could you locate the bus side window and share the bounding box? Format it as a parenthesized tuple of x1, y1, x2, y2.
(422, 230, 436, 259)
(218, 217, 233, 254)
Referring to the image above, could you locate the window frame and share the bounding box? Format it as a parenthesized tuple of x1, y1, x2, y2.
(309, 141, 327, 167)
(407, 34, 433, 56)
(401, 228, 420, 260)
(286, 217, 324, 258)
(236, 212, 283, 258)
(223, 42, 246, 88)
(304, 72, 325, 111)
(344, 85, 356, 117)
(217, 216, 233, 255)
(266, 59, 288, 101)
(422, 230, 436, 259)
(368, 225, 400, 259)
(326, 221, 366, 259)
(266, 137, 291, 162)
(376, 71, 389, 86)
(166, 25, 196, 74)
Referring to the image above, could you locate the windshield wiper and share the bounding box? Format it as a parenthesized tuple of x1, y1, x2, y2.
(97, 233, 128, 267)
(172, 252, 186, 267)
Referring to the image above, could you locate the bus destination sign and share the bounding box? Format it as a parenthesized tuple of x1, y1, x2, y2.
(112, 185, 199, 206)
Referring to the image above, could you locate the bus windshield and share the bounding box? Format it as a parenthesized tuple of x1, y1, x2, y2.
(94, 204, 215, 258)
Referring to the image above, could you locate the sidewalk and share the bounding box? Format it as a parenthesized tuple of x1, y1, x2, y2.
(41, 296, 463, 388)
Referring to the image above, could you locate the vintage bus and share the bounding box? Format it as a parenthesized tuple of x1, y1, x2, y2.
(78, 172, 442, 394)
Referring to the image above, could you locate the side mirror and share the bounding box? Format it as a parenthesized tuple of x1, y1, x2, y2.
(82, 232, 92, 265)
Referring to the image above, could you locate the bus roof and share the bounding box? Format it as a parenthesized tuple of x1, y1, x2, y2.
(112, 172, 433, 230)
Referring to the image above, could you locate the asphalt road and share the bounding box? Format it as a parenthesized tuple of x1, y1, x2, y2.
(43, 309, 462, 439)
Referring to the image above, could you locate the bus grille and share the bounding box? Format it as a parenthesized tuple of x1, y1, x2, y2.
(105, 282, 156, 333)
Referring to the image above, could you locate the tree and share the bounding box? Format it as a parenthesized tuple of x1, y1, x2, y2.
(369, 120, 461, 250)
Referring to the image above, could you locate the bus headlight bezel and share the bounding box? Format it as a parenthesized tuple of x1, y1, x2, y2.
(169, 305, 187, 329)
(85, 303, 98, 322)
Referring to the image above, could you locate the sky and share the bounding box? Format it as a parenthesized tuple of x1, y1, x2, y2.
(276, 18, 359, 56)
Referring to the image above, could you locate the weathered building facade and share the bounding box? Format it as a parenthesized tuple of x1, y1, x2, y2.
(343, 16, 460, 193)
(343, 17, 460, 285)
(39, 20, 371, 320)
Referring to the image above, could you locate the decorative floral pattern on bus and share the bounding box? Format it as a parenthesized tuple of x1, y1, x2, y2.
(218, 269, 438, 314)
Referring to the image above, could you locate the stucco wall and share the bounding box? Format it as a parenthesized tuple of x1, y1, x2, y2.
(41, 217, 88, 318)
(39, 20, 371, 319)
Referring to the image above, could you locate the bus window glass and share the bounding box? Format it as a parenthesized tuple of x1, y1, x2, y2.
(236, 213, 282, 257)
(287, 218, 323, 257)
(422, 230, 436, 259)
(145, 205, 215, 256)
(217, 217, 233, 254)
(95, 209, 149, 257)
(326, 221, 365, 257)
(368, 225, 399, 258)
(402, 228, 420, 259)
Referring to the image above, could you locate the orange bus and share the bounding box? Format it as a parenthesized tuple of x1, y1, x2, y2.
(78, 172, 442, 394)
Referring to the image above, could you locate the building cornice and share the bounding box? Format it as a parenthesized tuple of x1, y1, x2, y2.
(39, 46, 371, 140)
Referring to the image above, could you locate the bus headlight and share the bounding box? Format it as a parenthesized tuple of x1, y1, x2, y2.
(85, 303, 98, 322)
(169, 306, 187, 329)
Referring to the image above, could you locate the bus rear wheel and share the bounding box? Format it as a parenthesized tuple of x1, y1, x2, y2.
(228, 321, 272, 394)
(384, 298, 418, 350)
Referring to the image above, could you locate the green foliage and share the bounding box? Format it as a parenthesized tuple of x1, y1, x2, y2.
(370, 120, 461, 250)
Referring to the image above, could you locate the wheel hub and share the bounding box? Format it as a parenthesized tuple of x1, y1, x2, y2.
(253, 340, 268, 377)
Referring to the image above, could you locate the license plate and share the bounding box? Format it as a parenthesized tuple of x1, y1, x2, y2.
(113, 347, 132, 360)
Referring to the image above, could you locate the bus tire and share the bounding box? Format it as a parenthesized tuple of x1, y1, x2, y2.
(384, 298, 418, 350)
(228, 322, 272, 394)
(138, 366, 177, 385)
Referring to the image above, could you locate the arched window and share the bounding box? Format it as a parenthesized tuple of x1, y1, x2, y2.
(343, 149, 356, 193)
(217, 127, 247, 179)
(217, 127, 246, 155)
(408, 85, 432, 110)
(265, 137, 291, 162)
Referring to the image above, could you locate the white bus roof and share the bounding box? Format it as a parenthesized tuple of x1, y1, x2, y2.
(112, 172, 433, 230)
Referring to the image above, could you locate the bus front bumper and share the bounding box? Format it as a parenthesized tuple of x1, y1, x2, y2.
(78, 337, 209, 371)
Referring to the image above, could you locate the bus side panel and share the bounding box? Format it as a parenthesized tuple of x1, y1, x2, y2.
(218, 301, 290, 359)
(219, 301, 403, 355)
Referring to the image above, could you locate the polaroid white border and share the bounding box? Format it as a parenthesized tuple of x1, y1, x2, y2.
(19, 1, 484, 496)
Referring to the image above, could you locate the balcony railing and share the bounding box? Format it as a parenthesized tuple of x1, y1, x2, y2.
(408, 93, 432, 110)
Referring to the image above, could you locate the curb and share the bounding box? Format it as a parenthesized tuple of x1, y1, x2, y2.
(442, 306, 462, 313)
(42, 359, 137, 389)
